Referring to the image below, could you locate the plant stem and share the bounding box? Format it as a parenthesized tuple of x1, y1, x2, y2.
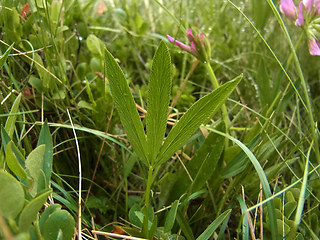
(143, 165, 154, 237)
(205, 62, 231, 147)
(266, 0, 320, 164)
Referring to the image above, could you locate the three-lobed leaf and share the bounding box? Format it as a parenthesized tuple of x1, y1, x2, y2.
(105, 42, 241, 170)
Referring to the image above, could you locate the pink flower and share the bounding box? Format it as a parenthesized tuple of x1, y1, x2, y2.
(280, 0, 320, 55)
(167, 29, 211, 62)
(303, 0, 320, 14)
(296, 1, 306, 25)
(308, 38, 320, 55)
(280, 0, 297, 19)
(303, 0, 314, 12)
(167, 35, 193, 54)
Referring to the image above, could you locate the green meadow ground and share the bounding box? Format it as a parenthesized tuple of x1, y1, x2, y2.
(0, 0, 320, 239)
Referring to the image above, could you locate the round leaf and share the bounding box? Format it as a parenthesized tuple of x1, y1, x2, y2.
(0, 170, 25, 219)
(43, 210, 75, 240)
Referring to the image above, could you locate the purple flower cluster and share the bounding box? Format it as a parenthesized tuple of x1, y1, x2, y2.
(280, 0, 320, 55)
(167, 29, 211, 62)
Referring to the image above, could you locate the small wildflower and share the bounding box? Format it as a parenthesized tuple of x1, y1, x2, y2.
(167, 29, 211, 62)
(303, 0, 314, 12)
(280, 0, 298, 19)
(308, 38, 320, 54)
(280, 0, 320, 55)
(296, 1, 306, 26)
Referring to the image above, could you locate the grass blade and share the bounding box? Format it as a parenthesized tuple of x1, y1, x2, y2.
(206, 127, 278, 239)
(0, 43, 14, 69)
(196, 209, 232, 240)
(237, 196, 249, 240)
(164, 199, 179, 233)
(294, 143, 312, 227)
(176, 209, 195, 240)
(4, 93, 22, 139)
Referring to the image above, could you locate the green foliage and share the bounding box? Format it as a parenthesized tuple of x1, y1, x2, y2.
(25, 144, 46, 196)
(196, 209, 231, 240)
(156, 75, 241, 165)
(4, 93, 22, 139)
(0, 170, 25, 219)
(19, 188, 52, 232)
(37, 122, 53, 190)
(42, 209, 75, 240)
(0, 0, 319, 239)
(0, 120, 75, 239)
(105, 46, 149, 165)
(146, 41, 172, 162)
(0, 43, 14, 69)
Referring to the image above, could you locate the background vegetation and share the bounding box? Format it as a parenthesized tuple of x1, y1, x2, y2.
(0, 0, 319, 239)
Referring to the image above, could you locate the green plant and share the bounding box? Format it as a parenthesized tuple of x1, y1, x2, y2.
(104, 40, 241, 239)
(0, 94, 75, 239)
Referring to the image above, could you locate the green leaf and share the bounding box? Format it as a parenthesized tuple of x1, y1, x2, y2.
(189, 124, 225, 192)
(156, 75, 242, 165)
(129, 204, 143, 227)
(87, 34, 104, 57)
(149, 215, 158, 239)
(33, 54, 51, 89)
(1, 127, 11, 152)
(51, 181, 78, 212)
(237, 196, 249, 240)
(0, 170, 25, 219)
(252, 0, 271, 30)
(196, 209, 231, 240)
(146, 41, 171, 163)
(221, 136, 259, 178)
(164, 200, 179, 233)
(39, 204, 62, 233)
(4, 93, 21, 139)
(206, 128, 278, 237)
(19, 188, 52, 231)
(29, 75, 44, 92)
(78, 100, 95, 111)
(284, 201, 296, 219)
(5, 141, 28, 180)
(42, 210, 75, 240)
(105, 47, 148, 165)
(176, 210, 195, 240)
(37, 122, 53, 188)
(25, 145, 46, 196)
(0, 43, 14, 69)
